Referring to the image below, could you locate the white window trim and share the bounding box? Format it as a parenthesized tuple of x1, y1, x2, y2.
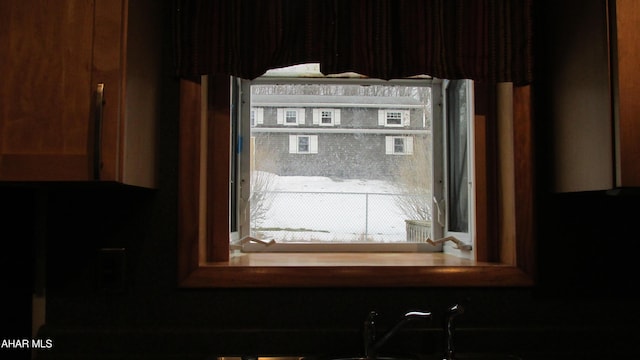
(277, 108, 305, 126)
(312, 108, 341, 126)
(436, 79, 475, 260)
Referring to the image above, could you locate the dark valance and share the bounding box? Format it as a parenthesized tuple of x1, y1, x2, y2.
(174, 0, 533, 84)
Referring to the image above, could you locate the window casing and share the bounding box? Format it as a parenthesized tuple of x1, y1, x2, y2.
(176, 74, 536, 287)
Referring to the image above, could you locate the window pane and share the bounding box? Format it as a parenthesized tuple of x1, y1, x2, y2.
(321, 110, 332, 124)
(286, 110, 297, 124)
(394, 138, 404, 153)
(446, 80, 469, 233)
(387, 111, 402, 125)
(298, 136, 309, 152)
(247, 82, 433, 243)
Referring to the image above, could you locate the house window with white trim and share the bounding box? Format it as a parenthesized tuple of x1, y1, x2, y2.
(277, 108, 305, 125)
(313, 108, 341, 126)
(385, 136, 414, 155)
(250, 107, 264, 127)
(378, 109, 410, 127)
(289, 135, 318, 154)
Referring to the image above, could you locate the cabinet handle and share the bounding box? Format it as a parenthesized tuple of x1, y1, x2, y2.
(94, 83, 105, 180)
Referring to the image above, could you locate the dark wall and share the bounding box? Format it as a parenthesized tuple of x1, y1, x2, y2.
(3, 1, 640, 360)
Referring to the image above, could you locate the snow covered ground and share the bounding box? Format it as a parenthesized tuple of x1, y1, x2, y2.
(254, 175, 423, 242)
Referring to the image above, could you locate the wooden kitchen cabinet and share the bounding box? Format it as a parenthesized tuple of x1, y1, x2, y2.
(549, 0, 640, 192)
(0, 0, 161, 188)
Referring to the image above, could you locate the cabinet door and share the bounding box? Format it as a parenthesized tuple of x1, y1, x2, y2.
(0, 0, 96, 180)
(93, 0, 161, 189)
(1, 0, 158, 188)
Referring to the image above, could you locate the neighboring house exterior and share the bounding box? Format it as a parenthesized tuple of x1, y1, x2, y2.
(250, 91, 432, 181)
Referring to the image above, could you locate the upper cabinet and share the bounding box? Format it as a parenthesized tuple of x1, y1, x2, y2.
(0, 0, 162, 188)
(548, 0, 640, 192)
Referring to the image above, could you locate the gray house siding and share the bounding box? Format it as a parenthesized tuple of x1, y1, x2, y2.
(254, 132, 429, 180)
(251, 92, 431, 180)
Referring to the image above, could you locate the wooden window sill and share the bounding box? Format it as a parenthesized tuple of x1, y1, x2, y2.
(179, 253, 533, 288)
(225, 252, 480, 266)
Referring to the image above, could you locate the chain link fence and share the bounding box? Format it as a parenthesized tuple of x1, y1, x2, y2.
(251, 191, 430, 243)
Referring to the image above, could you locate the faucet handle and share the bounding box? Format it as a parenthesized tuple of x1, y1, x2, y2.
(447, 304, 464, 317)
(364, 310, 378, 334)
(365, 310, 378, 323)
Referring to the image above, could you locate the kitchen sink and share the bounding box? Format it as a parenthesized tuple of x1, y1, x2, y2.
(422, 354, 522, 360)
(214, 354, 522, 360)
(214, 356, 419, 360)
(316, 357, 420, 360)
(213, 305, 522, 360)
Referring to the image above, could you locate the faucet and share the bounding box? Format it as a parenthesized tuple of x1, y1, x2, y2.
(363, 310, 432, 359)
(443, 304, 465, 360)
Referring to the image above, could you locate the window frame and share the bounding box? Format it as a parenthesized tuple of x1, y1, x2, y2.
(177, 76, 536, 288)
(277, 107, 305, 126)
(239, 77, 438, 252)
(385, 135, 414, 155)
(313, 108, 341, 126)
(289, 134, 318, 154)
(441, 79, 474, 257)
(379, 109, 410, 127)
(250, 107, 264, 126)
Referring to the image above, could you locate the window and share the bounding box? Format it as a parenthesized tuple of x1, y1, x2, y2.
(313, 108, 341, 126)
(289, 135, 318, 154)
(277, 108, 305, 125)
(379, 109, 410, 127)
(233, 68, 471, 254)
(177, 71, 536, 287)
(387, 111, 402, 125)
(250, 107, 263, 126)
(441, 79, 474, 253)
(385, 136, 414, 155)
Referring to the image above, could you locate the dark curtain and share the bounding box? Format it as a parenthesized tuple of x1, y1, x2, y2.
(174, 0, 532, 84)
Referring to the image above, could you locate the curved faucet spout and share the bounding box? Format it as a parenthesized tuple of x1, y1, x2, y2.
(364, 310, 432, 359)
(445, 304, 465, 360)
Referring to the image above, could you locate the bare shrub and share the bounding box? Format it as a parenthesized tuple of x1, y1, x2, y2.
(250, 170, 277, 232)
(393, 136, 432, 221)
